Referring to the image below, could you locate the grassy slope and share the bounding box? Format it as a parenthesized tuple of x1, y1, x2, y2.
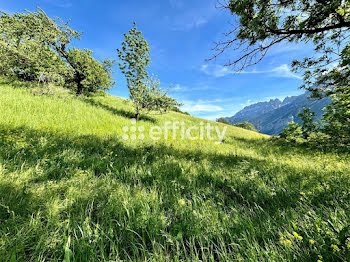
(0, 82, 349, 261)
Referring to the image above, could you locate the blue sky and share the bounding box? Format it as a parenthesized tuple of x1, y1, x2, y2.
(1, 0, 314, 120)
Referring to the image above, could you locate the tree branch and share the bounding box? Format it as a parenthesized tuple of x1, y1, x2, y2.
(267, 21, 350, 35)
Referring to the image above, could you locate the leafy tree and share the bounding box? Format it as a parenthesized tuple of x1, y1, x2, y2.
(298, 108, 317, 139)
(0, 8, 114, 95)
(63, 48, 115, 95)
(216, 117, 231, 125)
(0, 9, 68, 81)
(323, 88, 350, 147)
(117, 23, 180, 120)
(211, 1, 350, 73)
(211, 0, 350, 146)
(233, 122, 258, 132)
(279, 122, 303, 142)
(170, 106, 190, 115)
(314, 42, 350, 147)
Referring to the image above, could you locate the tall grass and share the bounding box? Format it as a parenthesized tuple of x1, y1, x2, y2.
(0, 82, 349, 261)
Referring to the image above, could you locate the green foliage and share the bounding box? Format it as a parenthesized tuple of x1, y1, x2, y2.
(298, 108, 317, 139)
(212, 0, 350, 147)
(117, 23, 180, 120)
(0, 8, 114, 95)
(64, 48, 115, 95)
(233, 122, 258, 132)
(117, 22, 150, 91)
(0, 9, 70, 82)
(1, 83, 349, 261)
(309, 42, 350, 147)
(213, 0, 349, 71)
(279, 121, 303, 142)
(323, 87, 350, 147)
(170, 106, 190, 115)
(216, 117, 231, 125)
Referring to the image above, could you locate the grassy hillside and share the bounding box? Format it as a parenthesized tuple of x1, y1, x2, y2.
(0, 81, 349, 261)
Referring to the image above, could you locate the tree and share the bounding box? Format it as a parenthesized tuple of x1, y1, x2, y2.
(279, 122, 303, 142)
(216, 117, 231, 124)
(63, 48, 115, 95)
(0, 9, 68, 81)
(323, 87, 350, 147)
(117, 23, 180, 120)
(233, 122, 258, 132)
(210, 1, 350, 74)
(298, 108, 316, 139)
(0, 8, 114, 95)
(211, 0, 350, 146)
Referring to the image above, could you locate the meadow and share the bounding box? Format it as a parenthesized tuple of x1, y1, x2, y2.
(0, 80, 349, 261)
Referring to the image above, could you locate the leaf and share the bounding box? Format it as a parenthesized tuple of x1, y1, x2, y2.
(9, 252, 16, 262)
(63, 236, 73, 262)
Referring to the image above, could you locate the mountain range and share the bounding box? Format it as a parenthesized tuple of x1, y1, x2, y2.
(226, 93, 331, 135)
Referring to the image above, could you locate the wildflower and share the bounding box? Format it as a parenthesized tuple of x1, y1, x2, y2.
(217, 202, 222, 206)
(279, 237, 292, 246)
(178, 199, 186, 206)
(292, 232, 303, 240)
(300, 192, 305, 195)
(64, 219, 70, 223)
(309, 239, 315, 245)
(331, 244, 340, 252)
(346, 240, 350, 249)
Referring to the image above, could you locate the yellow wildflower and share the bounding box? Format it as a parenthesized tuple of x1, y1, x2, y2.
(309, 239, 315, 245)
(346, 241, 350, 249)
(292, 232, 303, 240)
(178, 199, 186, 206)
(279, 237, 292, 247)
(331, 244, 340, 252)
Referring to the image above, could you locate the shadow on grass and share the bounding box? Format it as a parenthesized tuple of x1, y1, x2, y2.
(0, 77, 35, 89)
(229, 135, 350, 155)
(83, 98, 157, 123)
(0, 125, 348, 261)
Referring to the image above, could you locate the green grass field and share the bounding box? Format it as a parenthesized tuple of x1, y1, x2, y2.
(0, 80, 349, 261)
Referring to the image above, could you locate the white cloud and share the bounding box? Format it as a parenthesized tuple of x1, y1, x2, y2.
(43, 0, 72, 8)
(170, 83, 221, 93)
(172, 84, 186, 91)
(266, 64, 302, 79)
(181, 100, 223, 113)
(201, 64, 302, 79)
(172, 16, 208, 31)
(201, 64, 232, 77)
(169, 1, 215, 31)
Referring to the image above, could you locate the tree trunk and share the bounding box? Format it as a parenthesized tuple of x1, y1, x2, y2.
(76, 81, 83, 95)
(75, 73, 83, 95)
(135, 112, 139, 122)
